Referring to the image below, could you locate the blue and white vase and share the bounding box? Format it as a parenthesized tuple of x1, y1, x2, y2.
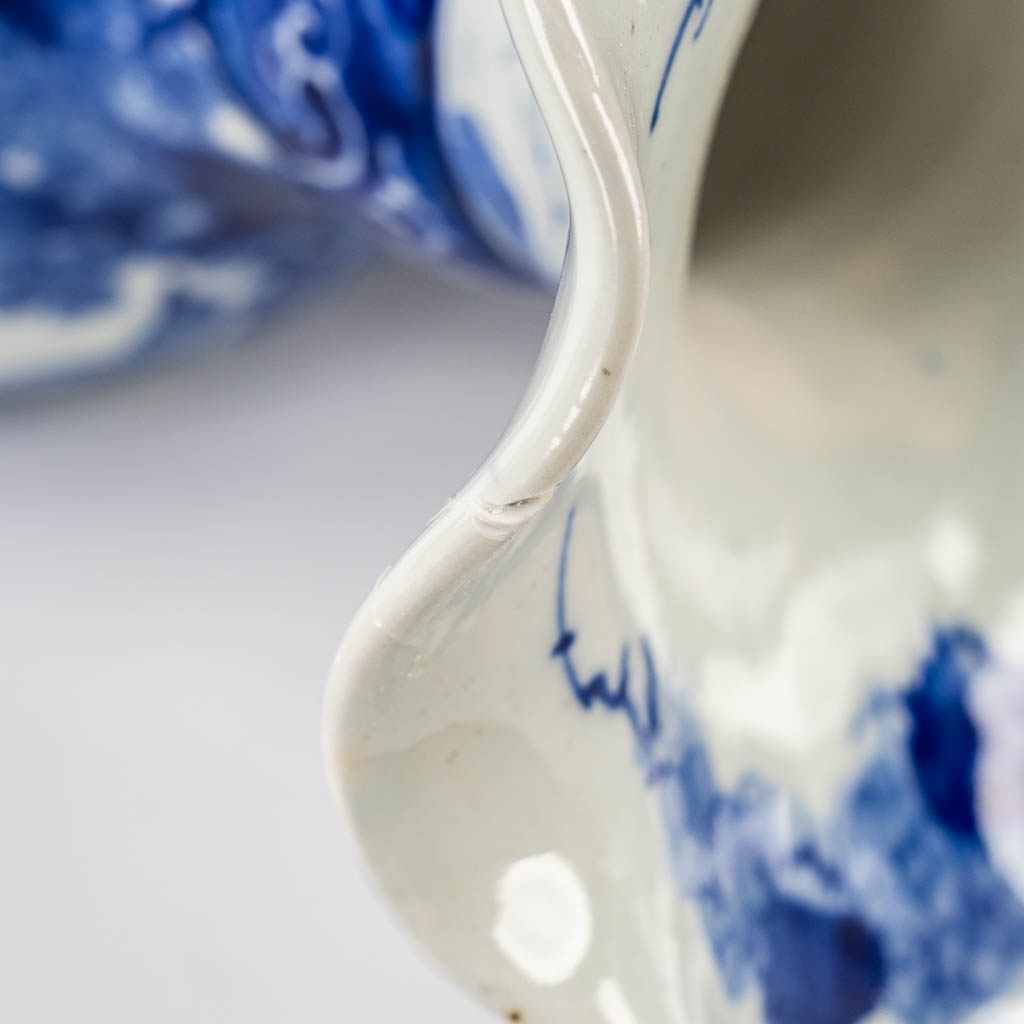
(323, 2, 1024, 1024)
(0, 0, 564, 390)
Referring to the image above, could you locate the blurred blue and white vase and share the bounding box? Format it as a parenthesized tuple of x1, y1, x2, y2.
(0, 0, 564, 390)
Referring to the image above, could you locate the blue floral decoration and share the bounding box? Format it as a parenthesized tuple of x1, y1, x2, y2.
(554, 507, 1024, 1024)
(0, 0, 510, 390)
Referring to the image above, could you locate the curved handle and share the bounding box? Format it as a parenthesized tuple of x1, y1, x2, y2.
(346, 0, 654, 645)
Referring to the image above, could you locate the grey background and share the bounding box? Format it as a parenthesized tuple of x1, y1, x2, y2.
(0, 260, 550, 1022)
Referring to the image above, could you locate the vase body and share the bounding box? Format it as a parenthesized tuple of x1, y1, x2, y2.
(324, 3, 1024, 1024)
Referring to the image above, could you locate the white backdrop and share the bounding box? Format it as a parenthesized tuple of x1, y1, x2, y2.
(0, 260, 549, 1023)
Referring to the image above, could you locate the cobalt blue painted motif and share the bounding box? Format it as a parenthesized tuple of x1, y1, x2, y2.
(0, 0, 506, 388)
(650, 0, 715, 132)
(553, 508, 1024, 1024)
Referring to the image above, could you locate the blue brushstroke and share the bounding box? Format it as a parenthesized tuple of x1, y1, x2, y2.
(552, 507, 661, 756)
(649, 0, 715, 133)
(0, 0, 61, 44)
(904, 626, 985, 841)
(760, 900, 886, 1024)
(552, 508, 1024, 1024)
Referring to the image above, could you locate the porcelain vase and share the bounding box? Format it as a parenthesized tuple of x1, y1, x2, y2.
(325, 2, 1024, 1024)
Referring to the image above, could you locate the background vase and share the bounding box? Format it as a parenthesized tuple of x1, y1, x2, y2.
(0, 0, 566, 391)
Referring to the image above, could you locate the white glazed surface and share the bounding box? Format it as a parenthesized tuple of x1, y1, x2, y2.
(326, 3, 1024, 1024)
